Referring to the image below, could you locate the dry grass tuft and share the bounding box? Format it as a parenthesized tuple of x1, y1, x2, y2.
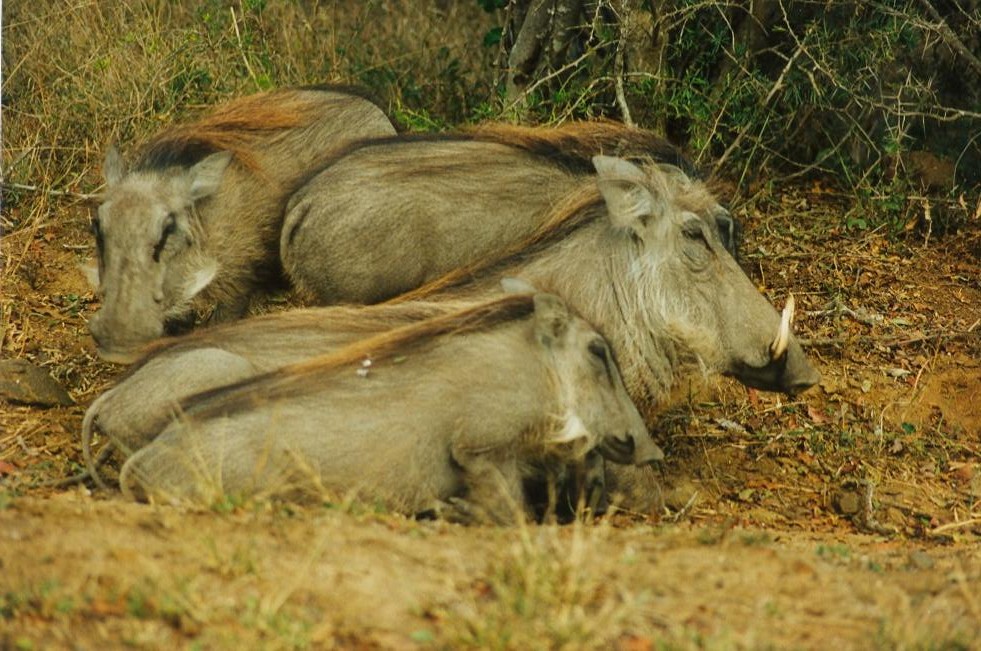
(438, 520, 647, 649)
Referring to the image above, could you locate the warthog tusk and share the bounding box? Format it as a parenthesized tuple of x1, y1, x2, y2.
(770, 294, 795, 360)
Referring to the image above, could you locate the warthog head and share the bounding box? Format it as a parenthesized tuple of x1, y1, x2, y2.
(85, 146, 231, 363)
(530, 291, 663, 466)
(591, 155, 820, 397)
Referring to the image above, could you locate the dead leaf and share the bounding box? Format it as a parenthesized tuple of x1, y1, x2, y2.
(807, 404, 827, 424)
(0, 460, 18, 475)
(949, 462, 975, 484)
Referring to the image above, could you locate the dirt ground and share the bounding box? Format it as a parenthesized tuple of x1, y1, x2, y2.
(1, 186, 980, 649)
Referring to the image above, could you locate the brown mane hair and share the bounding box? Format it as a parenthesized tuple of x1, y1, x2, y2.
(464, 121, 701, 178)
(120, 300, 468, 380)
(134, 87, 361, 173)
(290, 120, 700, 198)
(178, 293, 539, 419)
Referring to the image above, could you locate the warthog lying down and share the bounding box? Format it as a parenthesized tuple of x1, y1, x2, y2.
(87, 86, 396, 363)
(82, 289, 663, 490)
(281, 122, 738, 304)
(394, 155, 820, 412)
(115, 292, 656, 523)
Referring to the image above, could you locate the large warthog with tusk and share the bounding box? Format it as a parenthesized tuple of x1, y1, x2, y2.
(280, 122, 739, 304)
(86, 86, 396, 363)
(388, 155, 820, 412)
(113, 292, 657, 523)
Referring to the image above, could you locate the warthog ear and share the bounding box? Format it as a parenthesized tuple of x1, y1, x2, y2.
(103, 144, 127, 186)
(532, 293, 570, 347)
(182, 258, 219, 300)
(500, 277, 537, 294)
(188, 151, 233, 201)
(592, 155, 662, 234)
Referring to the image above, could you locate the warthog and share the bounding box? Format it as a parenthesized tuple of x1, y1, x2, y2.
(392, 155, 820, 412)
(115, 292, 656, 523)
(82, 289, 662, 490)
(86, 86, 396, 363)
(280, 122, 738, 304)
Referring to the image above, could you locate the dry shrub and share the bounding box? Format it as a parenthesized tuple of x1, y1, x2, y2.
(1, 1, 498, 232)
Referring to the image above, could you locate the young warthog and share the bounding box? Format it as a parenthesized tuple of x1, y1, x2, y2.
(87, 86, 396, 363)
(394, 155, 820, 412)
(280, 122, 738, 304)
(116, 292, 654, 523)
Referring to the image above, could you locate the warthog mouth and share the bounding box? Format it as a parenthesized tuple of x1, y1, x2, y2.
(728, 294, 821, 396)
(95, 345, 145, 365)
(728, 356, 820, 396)
(600, 435, 665, 466)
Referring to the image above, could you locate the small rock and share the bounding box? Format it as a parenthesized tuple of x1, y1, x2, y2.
(0, 359, 74, 407)
(833, 490, 862, 516)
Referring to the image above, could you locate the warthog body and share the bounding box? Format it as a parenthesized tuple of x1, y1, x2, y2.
(87, 86, 396, 363)
(83, 301, 464, 461)
(116, 293, 654, 522)
(281, 122, 738, 304)
(393, 155, 820, 412)
(82, 294, 662, 486)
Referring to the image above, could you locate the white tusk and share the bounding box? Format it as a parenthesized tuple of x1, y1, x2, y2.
(770, 294, 795, 360)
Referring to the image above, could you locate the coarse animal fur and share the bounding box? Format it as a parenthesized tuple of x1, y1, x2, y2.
(86, 85, 397, 363)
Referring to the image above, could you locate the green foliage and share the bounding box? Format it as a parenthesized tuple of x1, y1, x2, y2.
(476, 0, 508, 12)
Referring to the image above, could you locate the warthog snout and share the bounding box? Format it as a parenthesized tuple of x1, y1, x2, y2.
(729, 294, 820, 395)
(88, 307, 164, 364)
(600, 431, 665, 466)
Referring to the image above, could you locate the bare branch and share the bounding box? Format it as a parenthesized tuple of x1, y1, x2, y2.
(916, 0, 981, 80)
(2, 182, 100, 203)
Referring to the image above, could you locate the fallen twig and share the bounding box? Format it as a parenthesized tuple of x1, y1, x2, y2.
(799, 329, 979, 349)
(857, 479, 896, 536)
(2, 181, 100, 202)
(927, 517, 981, 536)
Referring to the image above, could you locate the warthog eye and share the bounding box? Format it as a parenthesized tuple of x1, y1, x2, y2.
(153, 212, 178, 262)
(587, 338, 613, 379)
(682, 220, 709, 245)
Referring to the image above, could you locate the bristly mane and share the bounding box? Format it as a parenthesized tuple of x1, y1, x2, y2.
(291, 120, 700, 195)
(121, 300, 470, 380)
(465, 121, 702, 179)
(177, 293, 539, 419)
(134, 87, 372, 172)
